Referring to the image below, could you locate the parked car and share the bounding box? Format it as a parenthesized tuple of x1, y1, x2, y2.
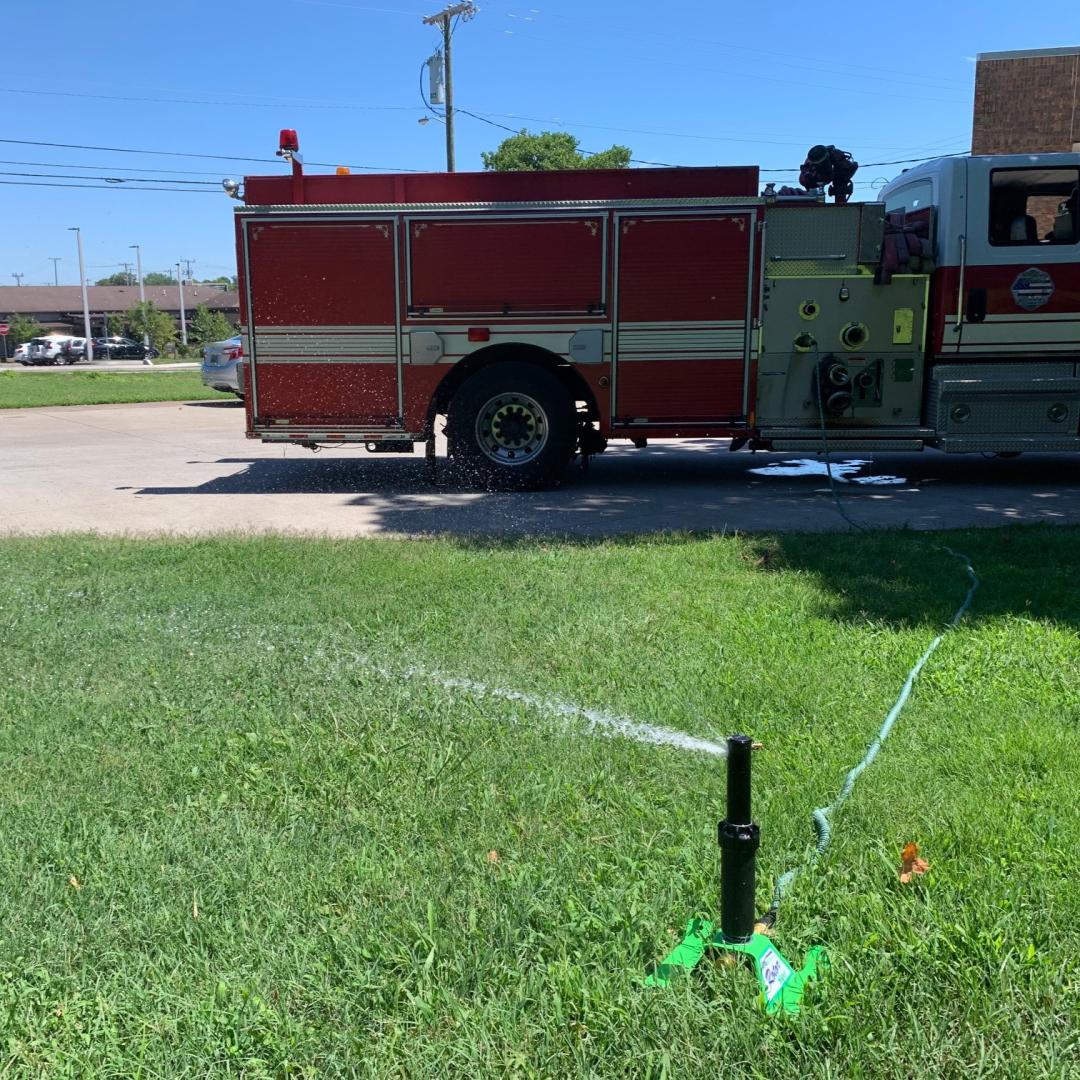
(12, 342, 30, 363)
(201, 335, 244, 396)
(91, 336, 154, 360)
(59, 337, 88, 362)
(26, 336, 75, 365)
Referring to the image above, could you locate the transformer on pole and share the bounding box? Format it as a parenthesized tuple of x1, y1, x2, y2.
(421, 2, 476, 172)
(427, 51, 445, 106)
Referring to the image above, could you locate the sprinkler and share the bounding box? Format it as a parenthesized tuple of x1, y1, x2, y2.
(644, 735, 827, 1015)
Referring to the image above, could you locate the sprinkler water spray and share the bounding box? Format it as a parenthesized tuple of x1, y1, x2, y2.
(644, 735, 827, 1015)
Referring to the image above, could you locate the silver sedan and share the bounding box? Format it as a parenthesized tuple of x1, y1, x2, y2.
(201, 335, 244, 397)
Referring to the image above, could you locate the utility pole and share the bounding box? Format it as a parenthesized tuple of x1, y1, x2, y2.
(180, 258, 194, 283)
(11, 273, 24, 286)
(48, 257, 61, 285)
(120, 261, 134, 285)
(130, 244, 150, 358)
(422, 2, 476, 172)
(176, 262, 188, 347)
(68, 228, 93, 362)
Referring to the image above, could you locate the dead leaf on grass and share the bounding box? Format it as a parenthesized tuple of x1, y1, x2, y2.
(67, 875, 81, 891)
(899, 841, 930, 883)
(486, 850, 501, 864)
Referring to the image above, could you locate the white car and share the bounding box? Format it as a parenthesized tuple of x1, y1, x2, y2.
(201, 335, 244, 396)
(63, 337, 88, 362)
(26, 335, 76, 365)
(12, 342, 30, 363)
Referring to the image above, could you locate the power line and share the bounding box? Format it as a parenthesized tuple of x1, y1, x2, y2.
(0, 136, 968, 195)
(289, 0, 426, 14)
(452, 106, 674, 167)
(0, 85, 422, 113)
(1, 131, 966, 181)
(0, 138, 421, 173)
(0, 179, 218, 193)
(482, 2, 973, 91)
(0, 158, 232, 176)
(482, 31, 968, 105)
(449, 106, 967, 171)
(470, 110, 967, 150)
(0, 169, 219, 186)
(757, 151, 968, 175)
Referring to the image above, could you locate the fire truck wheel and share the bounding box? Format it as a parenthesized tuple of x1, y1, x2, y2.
(447, 362, 576, 489)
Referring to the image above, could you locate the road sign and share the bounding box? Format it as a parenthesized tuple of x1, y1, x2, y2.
(0, 323, 9, 335)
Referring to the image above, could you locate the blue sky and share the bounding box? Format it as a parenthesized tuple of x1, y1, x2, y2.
(3, 0, 1077, 285)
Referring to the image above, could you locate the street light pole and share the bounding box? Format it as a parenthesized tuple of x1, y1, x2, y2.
(130, 244, 152, 362)
(176, 262, 188, 347)
(48, 257, 61, 285)
(68, 228, 93, 362)
(422, 2, 476, 172)
(130, 243, 151, 361)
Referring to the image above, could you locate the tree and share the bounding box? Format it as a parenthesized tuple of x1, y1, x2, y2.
(199, 275, 237, 288)
(188, 305, 235, 345)
(95, 271, 136, 286)
(123, 301, 177, 352)
(481, 130, 631, 172)
(143, 271, 178, 285)
(6, 312, 44, 346)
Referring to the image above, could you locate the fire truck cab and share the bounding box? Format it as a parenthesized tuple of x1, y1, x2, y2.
(232, 135, 1080, 487)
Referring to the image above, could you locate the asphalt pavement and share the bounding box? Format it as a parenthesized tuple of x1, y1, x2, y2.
(2, 399, 1078, 537)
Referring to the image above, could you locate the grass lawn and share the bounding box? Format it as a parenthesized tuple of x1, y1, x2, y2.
(0, 370, 229, 409)
(0, 528, 1077, 1077)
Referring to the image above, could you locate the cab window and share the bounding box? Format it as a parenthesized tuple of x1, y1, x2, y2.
(883, 178, 933, 214)
(989, 167, 1079, 245)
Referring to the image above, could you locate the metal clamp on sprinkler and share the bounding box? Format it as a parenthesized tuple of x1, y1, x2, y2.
(644, 735, 827, 1016)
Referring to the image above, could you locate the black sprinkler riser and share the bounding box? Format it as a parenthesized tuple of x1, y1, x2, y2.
(725, 733, 754, 823)
(719, 734, 760, 943)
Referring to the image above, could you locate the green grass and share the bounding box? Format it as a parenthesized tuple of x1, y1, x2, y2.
(0, 528, 1078, 1077)
(0, 370, 229, 409)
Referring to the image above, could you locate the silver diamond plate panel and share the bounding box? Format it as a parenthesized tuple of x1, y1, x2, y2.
(764, 205, 861, 277)
(928, 362, 1080, 437)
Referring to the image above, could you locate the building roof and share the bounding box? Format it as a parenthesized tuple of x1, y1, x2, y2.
(0, 284, 238, 316)
(977, 46, 1080, 61)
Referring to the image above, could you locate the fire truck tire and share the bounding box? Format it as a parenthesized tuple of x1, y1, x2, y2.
(447, 362, 576, 489)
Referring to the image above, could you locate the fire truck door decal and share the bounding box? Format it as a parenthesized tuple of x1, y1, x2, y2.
(1011, 268, 1055, 310)
(614, 213, 753, 422)
(244, 219, 402, 425)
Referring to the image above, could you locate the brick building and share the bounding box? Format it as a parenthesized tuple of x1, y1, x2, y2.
(972, 46, 1080, 155)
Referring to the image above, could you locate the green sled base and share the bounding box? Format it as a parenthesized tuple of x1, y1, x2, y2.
(644, 918, 828, 1016)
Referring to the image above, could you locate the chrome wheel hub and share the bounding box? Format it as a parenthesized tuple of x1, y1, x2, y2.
(476, 392, 549, 466)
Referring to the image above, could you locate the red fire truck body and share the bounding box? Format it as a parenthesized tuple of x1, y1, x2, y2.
(233, 139, 1080, 486)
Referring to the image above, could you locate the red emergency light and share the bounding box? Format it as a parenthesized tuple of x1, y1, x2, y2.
(279, 128, 300, 154)
(467, 328, 490, 342)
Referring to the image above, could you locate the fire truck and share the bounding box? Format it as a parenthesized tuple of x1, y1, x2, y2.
(230, 130, 1080, 487)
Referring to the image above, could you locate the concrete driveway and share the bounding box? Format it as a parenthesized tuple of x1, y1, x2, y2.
(2, 399, 1078, 536)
